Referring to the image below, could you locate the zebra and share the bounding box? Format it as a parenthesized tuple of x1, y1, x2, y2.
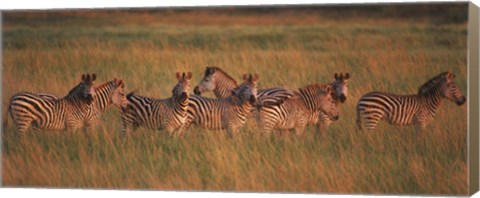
(315, 72, 350, 133)
(121, 72, 192, 136)
(34, 78, 128, 132)
(356, 71, 466, 134)
(184, 73, 259, 137)
(5, 73, 97, 133)
(256, 83, 339, 135)
(193, 66, 293, 106)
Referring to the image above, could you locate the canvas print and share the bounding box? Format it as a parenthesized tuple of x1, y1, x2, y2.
(1, 3, 470, 195)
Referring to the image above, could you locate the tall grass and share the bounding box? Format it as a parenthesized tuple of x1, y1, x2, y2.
(2, 5, 468, 195)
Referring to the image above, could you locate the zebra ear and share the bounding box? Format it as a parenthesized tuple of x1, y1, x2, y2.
(345, 72, 350, 79)
(92, 73, 96, 81)
(182, 72, 186, 79)
(186, 72, 192, 80)
(242, 74, 248, 81)
(252, 73, 259, 82)
(334, 72, 338, 79)
(176, 72, 181, 80)
(325, 86, 332, 94)
(206, 67, 215, 76)
(81, 74, 86, 81)
(444, 71, 455, 80)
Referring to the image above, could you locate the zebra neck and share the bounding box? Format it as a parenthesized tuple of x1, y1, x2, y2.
(171, 96, 190, 110)
(214, 80, 237, 98)
(420, 90, 443, 116)
(64, 86, 88, 106)
(299, 91, 321, 111)
(229, 96, 253, 111)
(95, 82, 116, 112)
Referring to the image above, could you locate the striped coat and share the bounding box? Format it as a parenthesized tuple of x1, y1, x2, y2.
(185, 73, 259, 137)
(121, 72, 192, 136)
(5, 73, 97, 133)
(356, 71, 466, 133)
(257, 83, 339, 135)
(193, 66, 293, 106)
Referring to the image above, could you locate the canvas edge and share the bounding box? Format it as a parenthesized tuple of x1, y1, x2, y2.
(0, 11, 4, 187)
(468, 2, 480, 196)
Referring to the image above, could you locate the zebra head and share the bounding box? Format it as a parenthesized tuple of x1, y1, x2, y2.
(80, 73, 96, 104)
(232, 73, 259, 105)
(319, 86, 340, 121)
(111, 78, 128, 111)
(333, 72, 350, 103)
(442, 72, 466, 106)
(193, 66, 237, 97)
(174, 71, 192, 102)
(194, 66, 219, 95)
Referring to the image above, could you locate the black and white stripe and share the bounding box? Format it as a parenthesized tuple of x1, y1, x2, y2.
(185, 73, 259, 137)
(84, 78, 128, 131)
(356, 71, 466, 132)
(6, 73, 97, 133)
(193, 66, 293, 105)
(257, 83, 339, 135)
(121, 72, 192, 136)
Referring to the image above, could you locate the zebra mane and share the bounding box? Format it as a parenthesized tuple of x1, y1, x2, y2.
(95, 80, 116, 91)
(65, 82, 84, 98)
(205, 66, 237, 85)
(127, 91, 136, 99)
(297, 83, 330, 97)
(417, 72, 448, 95)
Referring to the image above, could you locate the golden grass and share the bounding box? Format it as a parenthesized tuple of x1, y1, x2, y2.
(2, 5, 468, 195)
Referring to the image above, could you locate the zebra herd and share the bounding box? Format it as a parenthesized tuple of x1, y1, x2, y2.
(4, 68, 466, 138)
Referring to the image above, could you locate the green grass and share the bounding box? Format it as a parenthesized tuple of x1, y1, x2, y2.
(2, 6, 468, 195)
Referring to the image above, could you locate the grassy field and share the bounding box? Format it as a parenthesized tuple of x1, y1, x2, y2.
(2, 4, 469, 195)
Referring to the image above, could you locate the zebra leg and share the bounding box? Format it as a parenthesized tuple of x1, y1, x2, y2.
(316, 122, 330, 137)
(67, 125, 78, 133)
(85, 122, 96, 133)
(166, 125, 181, 138)
(414, 119, 427, 141)
(14, 116, 34, 134)
(294, 122, 307, 136)
(360, 110, 383, 133)
(121, 116, 134, 136)
(226, 125, 241, 139)
(356, 108, 363, 132)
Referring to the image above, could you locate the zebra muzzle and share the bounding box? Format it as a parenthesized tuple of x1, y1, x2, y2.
(332, 115, 339, 121)
(339, 94, 347, 103)
(456, 97, 466, 106)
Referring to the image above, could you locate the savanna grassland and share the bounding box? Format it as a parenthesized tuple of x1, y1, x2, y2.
(1, 4, 469, 195)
